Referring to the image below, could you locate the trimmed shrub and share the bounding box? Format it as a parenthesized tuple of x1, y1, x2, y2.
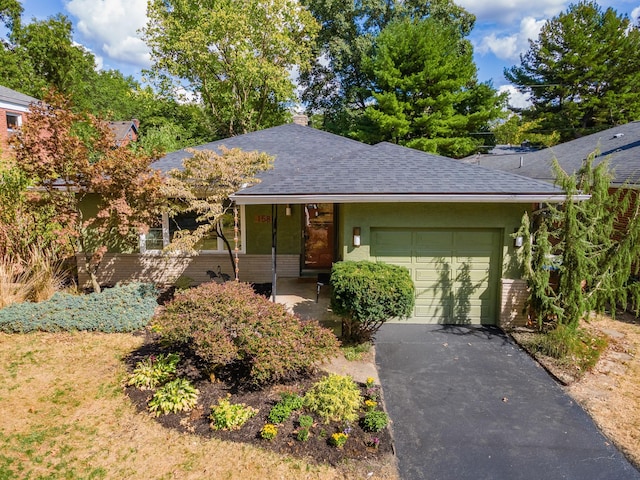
(304, 374, 362, 424)
(153, 281, 339, 384)
(0, 282, 158, 333)
(331, 261, 415, 343)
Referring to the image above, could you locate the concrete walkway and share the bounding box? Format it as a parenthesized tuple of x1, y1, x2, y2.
(375, 324, 640, 480)
(274, 277, 379, 384)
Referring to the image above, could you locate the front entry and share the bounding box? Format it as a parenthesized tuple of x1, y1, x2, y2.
(303, 203, 335, 270)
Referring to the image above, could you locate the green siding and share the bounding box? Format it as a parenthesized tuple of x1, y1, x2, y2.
(245, 204, 302, 255)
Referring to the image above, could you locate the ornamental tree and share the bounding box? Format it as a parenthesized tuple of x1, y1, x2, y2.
(517, 152, 640, 327)
(163, 146, 273, 276)
(12, 91, 165, 292)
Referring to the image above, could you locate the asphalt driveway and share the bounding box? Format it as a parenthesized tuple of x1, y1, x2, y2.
(375, 324, 640, 480)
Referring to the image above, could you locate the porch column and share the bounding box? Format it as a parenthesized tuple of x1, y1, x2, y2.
(271, 203, 277, 301)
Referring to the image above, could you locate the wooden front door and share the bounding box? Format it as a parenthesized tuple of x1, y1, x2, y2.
(303, 203, 335, 270)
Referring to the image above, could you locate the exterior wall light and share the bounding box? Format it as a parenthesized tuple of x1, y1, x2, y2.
(514, 235, 524, 248)
(353, 227, 361, 247)
(285, 204, 292, 216)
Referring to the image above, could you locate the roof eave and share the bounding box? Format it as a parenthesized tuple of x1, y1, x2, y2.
(230, 193, 588, 205)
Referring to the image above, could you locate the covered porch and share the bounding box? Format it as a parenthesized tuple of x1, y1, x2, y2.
(274, 276, 341, 334)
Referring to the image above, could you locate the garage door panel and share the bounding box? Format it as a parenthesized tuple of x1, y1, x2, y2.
(415, 254, 451, 264)
(416, 268, 450, 283)
(415, 231, 452, 245)
(372, 228, 501, 325)
(454, 231, 496, 248)
(371, 231, 412, 257)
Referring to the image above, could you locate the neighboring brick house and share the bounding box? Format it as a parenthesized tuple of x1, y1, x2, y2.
(0, 85, 38, 159)
(108, 119, 139, 147)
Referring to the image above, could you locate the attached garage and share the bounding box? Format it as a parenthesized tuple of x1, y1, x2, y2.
(371, 228, 501, 325)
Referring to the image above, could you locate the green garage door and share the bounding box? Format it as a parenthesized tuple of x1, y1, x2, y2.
(371, 228, 502, 324)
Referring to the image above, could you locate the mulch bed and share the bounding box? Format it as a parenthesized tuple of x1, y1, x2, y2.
(123, 335, 393, 467)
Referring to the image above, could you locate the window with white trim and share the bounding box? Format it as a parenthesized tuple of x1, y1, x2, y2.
(139, 207, 245, 254)
(6, 112, 21, 133)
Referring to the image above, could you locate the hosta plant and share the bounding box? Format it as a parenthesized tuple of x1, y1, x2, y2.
(298, 414, 314, 429)
(128, 353, 180, 390)
(210, 395, 258, 431)
(148, 378, 199, 417)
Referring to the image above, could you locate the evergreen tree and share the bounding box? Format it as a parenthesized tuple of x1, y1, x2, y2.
(517, 152, 640, 327)
(359, 18, 504, 158)
(299, 0, 476, 135)
(505, 1, 640, 141)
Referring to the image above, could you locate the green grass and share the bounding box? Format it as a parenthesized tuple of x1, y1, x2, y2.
(526, 324, 608, 373)
(341, 342, 371, 361)
(0, 425, 107, 480)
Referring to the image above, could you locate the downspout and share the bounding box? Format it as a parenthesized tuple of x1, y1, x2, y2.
(271, 203, 278, 302)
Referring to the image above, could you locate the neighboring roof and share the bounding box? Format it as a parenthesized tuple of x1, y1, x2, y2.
(0, 85, 38, 109)
(465, 121, 640, 186)
(153, 123, 572, 205)
(108, 120, 139, 144)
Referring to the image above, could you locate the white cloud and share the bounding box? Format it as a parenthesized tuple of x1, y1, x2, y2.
(477, 16, 546, 61)
(632, 6, 640, 25)
(73, 41, 104, 70)
(65, 0, 150, 68)
(456, 0, 566, 25)
(499, 85, 531, 109)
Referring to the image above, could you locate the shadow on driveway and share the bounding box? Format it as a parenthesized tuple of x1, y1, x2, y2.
(375, 324, 640, 480)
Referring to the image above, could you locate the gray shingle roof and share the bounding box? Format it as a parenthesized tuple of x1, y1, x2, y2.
(0, 86, 38, 108)
(153, 123, 565, 202)
(467, 121, 640, 186)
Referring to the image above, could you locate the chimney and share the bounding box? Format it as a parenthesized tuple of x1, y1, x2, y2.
(293, 114, 308, 126)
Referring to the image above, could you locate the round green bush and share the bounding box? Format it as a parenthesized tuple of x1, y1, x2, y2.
(330, 261, 414, 342)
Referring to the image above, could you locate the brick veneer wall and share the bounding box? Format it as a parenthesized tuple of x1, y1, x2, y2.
(76, 253, 300, 288)
(500, 278, 528, 329)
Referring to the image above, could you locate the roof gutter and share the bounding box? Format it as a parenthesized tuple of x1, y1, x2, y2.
(230, 193, 590, 205)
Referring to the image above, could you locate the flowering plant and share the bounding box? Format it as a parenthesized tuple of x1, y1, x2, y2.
(330, 432, 348, 448)
(260, 423, 278, 440)
(364, 399, 378, 412)
(367, 436, 380, 449)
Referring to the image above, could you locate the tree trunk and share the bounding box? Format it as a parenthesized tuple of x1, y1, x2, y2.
(217, 224, 236, 277)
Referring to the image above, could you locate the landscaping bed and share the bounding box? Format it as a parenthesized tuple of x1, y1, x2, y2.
(123, 337, 394, 467)
(512, 314, 640, 469)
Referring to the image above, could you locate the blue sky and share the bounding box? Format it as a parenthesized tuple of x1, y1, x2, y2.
(17, 0, 640, 107)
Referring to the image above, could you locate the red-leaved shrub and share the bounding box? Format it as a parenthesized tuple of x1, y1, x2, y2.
(153, 282, 340, 384)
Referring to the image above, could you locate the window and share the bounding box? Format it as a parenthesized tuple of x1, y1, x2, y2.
(139, 207, 245, 254)
(6, 113, 21, 133)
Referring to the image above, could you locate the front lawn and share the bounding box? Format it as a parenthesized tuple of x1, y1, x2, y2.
(0, 331, 398, 479)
